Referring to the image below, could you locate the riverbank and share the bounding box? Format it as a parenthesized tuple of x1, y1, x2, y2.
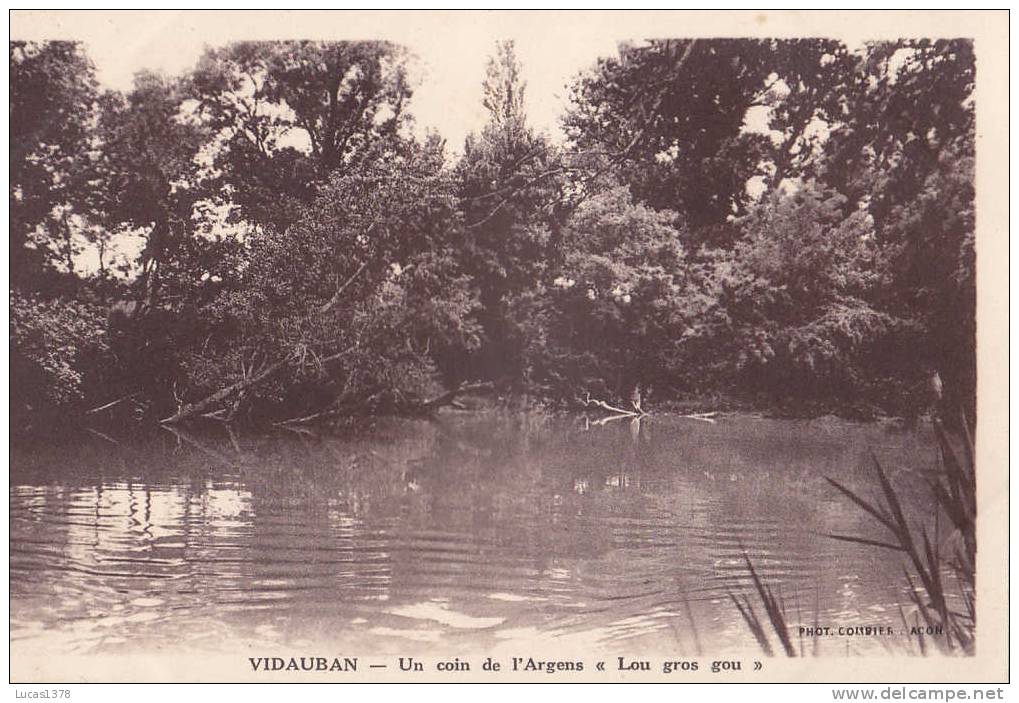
(12, 386, 937, 448)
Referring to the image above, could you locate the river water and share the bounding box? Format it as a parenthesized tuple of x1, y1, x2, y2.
(10, 412, 940, 662)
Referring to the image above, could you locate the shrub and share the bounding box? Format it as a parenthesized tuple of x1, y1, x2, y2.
(10, 291, 110, 421)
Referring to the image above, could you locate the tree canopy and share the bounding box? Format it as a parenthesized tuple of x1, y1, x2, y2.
(10, 37, 977, 428)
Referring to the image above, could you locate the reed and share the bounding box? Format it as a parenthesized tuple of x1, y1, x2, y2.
(730, 412, 975, 656)
(825, 413, 975, 654)
(727, 551, 797, 657)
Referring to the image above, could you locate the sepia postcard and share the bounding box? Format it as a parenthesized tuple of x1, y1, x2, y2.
(7, 9, 1009, 684)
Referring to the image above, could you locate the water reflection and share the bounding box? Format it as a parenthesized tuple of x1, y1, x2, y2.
(10, 412, 938, 658)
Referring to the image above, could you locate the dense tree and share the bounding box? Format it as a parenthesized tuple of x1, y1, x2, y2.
(562, 36, 974, 411)
(168, 135, 478, 422)
(10, 41, 99, 289)
(91, 71, 211, 307)
(817, 40, 976, 415)
(819, 40, 975, 227)
(877, 145, 976, 418)
(457, 41, 566, 384)
(564, 38, 855, 240)
(11, 291, 109, 425)
(710, 184, 914, 409)
(536, 186, 691, 400)
(188, 41, 413, 233)
(8, 37, 978, 427)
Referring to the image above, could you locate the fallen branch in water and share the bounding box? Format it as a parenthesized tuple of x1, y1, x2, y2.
(161, 255, 375, 426)
(85, 392, 140, 415)
(160, 356, 289, 425)
(273, 408, 341, 427)
(270, 381, 493, 427)
(578, 391, 648, 417)
(677, 411, 717, 423)
(84, 426, 120, 444)
(162, 343, 361, 425)
(202, 409, 230, 422)
(277, 423, 320, 437)
(591, 412, 638, 427)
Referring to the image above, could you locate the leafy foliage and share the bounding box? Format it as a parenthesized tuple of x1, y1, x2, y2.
(536, 186, 690, 397)
(10, 291, 109, 415)
(457, 41, 567, 384)
(184, 136, 478, 418)
(564, 39, 855, 233)
(9, 38, 977, 426)
(188, 40, 412, 233)
(91, 71, 211, 304)
(712, 185, 913, 405)
(10, 41, 99, 287)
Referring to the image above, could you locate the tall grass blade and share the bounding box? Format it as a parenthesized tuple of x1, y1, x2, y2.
(824, 477, 897, 532)
(683, 597, 703, 657)
(826, 410, 976, 656)
(741, 552, 796, 657)
(825, 533, 905, 551)
(728, 588, 773, 656)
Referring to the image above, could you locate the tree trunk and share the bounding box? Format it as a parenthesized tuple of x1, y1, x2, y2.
(160, 357, 288, 425)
